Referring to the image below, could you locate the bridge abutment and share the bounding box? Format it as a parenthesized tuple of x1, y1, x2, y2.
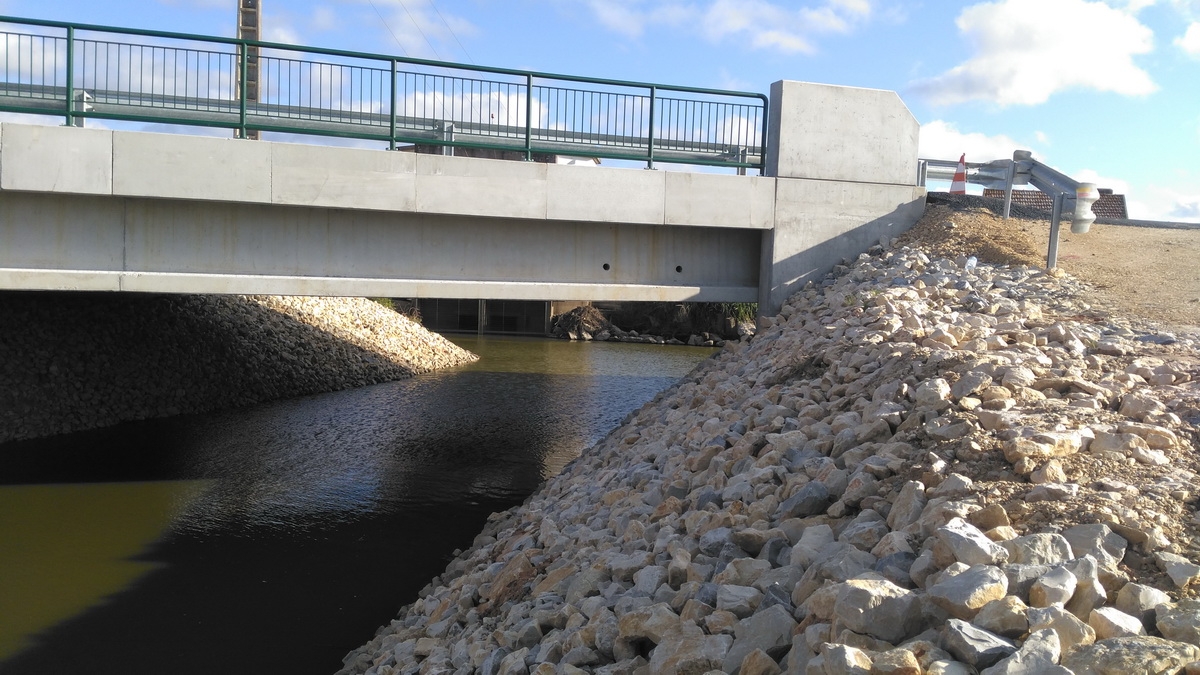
(759, 80, 926, 315)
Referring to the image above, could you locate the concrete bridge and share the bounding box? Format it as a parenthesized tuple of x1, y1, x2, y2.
(0, 81, 924, 315)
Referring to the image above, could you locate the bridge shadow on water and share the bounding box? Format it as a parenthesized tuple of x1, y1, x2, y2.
(0, 338, 707, 675)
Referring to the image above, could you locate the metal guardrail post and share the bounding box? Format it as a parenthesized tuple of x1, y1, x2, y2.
(1047, 192, 1064, 268)
(758, 95, 769, 175)
(389, 59, 397, 150)
(1002, 160, 1015, 220)
(64, 25, 74, 127)
(647, 85, 656, 170)
(524, 73, 533, 161)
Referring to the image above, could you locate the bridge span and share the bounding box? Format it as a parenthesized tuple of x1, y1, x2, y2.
(0, 19, 925, 314)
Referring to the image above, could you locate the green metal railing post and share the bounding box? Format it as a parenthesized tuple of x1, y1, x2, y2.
(647, 85, 656, 170)
(237, 40, 248, 138)
(389, 59, 397, 150)
(64, 25, 74, 126)
(524, 73, 533, 161)
(758, 94, 770, 175)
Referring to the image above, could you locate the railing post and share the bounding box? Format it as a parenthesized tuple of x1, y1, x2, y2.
(647, 85, 656, 170)
(64, 26, 74, 127)
(237, 41, 248, 138)
(1047, 192, 1064, 269)
(524, 73, 533, 161)
(1003, 160, 1016, 221)
(389, 59, 398, 150)
(758, 95, 769, 175)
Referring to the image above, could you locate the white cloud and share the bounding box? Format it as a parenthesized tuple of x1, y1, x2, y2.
(911, 0, 1156, 106)
(156, 0, 228, 8)
(918, 120, 1029, 162)
(1115, 0, 1161, 11)
(702, 0, 872, 53)
(580, 0, 874, 54)
(0, 112, 66, 126)
(312, 6, 341, 33)
(350, 0, 477, 61)
(586, 0, 692, 38)
(264, 24, 302, 44)
(1139, 186, 1200, 222)
(1074, 168, 1131, 195)
(1177, 22, 1200, 56)
(1035, 130, 1049, 144)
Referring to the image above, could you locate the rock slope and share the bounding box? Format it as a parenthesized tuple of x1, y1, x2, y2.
(0, 293, 477, 443)
(339, 240, 1200, 674)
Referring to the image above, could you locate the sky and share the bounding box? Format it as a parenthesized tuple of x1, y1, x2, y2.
(0, 0, 1197, 221)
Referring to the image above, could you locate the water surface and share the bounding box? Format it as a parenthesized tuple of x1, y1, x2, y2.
(0, 336, 711, 674)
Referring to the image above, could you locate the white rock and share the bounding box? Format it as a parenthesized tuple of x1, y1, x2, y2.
(1087, 607, 1146, 639)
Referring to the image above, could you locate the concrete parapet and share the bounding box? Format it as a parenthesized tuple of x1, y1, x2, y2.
(113, 130, 273, 202)
(766, 80, 919, 185)
(0, 123, 113, 194)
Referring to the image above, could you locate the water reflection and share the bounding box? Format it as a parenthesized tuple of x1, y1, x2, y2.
(0, 336, 711, 673)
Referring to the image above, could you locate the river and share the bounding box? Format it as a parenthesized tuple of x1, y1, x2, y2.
(0, 336, 713, 674)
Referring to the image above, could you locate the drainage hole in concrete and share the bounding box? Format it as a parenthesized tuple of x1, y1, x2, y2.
(603, 263, 611, 271)
(675, 265, 683, 273)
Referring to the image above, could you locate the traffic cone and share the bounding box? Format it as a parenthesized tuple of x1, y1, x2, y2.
(950, 153, 967, 194)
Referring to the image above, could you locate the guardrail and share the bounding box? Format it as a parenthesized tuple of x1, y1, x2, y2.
(919, 151, 1100, 268)
(0, 16, 768, 171)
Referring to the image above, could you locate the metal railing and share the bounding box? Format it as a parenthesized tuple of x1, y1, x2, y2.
(0, 16, 768, 170)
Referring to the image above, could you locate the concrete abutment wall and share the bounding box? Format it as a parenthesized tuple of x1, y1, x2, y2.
(760, 80, 926, 315)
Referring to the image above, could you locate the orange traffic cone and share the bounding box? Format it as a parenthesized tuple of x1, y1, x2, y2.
(950, 153, 967, 194)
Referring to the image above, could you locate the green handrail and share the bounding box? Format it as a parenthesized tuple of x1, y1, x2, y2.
(0, 15, 769, 171)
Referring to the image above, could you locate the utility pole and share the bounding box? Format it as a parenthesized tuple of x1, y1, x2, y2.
(236, 0, 261, 139)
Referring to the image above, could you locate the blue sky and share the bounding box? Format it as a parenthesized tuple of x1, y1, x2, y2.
(2, 0, 1197, 221)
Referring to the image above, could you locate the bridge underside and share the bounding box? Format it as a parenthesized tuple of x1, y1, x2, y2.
(0, 191, 761, 302)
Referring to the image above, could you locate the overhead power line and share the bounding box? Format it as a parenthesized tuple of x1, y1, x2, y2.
(395, 0, 443, 61)
(368, 0, 409, 57)
(428, 0, 474, 64)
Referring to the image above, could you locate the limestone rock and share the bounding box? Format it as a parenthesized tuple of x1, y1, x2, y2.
(978, 628, 1060, 675)
(937, 518, 1009, 566)
(1029, 567, 1077, 608)
(1116, 583, 1172, 632)
(721, 605, 797, 672)
(1156, 600, 1200, 647)
(717, 585, 762, 619)
(1155, 552, 1200, 589)
(820, 643, 873, 675)
(942, 619, 1017, 670)
(1027, 606, 1096, 652)
(1062, 636, 1200, 675)
(1001, 533, 1073, 566)
(737, 648, 783, 675)
(972, 596, 1029, 639)
(834, 578, 925, 644)
(928, 564, 1009, 619)
(868, 648, 921, 675)
(1062, 524, 1127, 570)
(1088, 607, 1146, 639)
